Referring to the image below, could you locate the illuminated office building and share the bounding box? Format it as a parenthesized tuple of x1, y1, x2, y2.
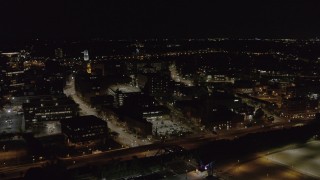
(23, 95, 79, 124)
(60, 115, 108, 146)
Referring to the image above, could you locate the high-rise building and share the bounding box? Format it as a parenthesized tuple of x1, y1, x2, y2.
(87, 62, 92, 74)
(81, 50, 91, 75)
(144, 74, 174, 98)
(82, 50, 89, 61)
(54, 48, 64, 58)
(0, 55, 6, 97)
(1, 52, 25, 96)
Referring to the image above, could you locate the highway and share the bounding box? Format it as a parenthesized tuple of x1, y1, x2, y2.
(59, 118, 302, 170)
(0, 117, 308, 179)
(0, 160, 48, 180)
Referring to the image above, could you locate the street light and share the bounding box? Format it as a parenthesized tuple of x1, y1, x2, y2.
(185, 169, 188, 180)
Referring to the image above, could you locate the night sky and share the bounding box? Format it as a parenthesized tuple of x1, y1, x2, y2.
(1, 0, 320, 40)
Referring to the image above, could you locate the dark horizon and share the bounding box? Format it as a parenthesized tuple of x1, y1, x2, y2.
(1, 0, 320, 41)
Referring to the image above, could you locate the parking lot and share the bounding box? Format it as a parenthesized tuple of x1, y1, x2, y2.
(148, 117, 192, 137)
(0, 110, 23, 134)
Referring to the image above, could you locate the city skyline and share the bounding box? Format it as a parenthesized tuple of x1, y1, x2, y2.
(1, 1, 320, 179)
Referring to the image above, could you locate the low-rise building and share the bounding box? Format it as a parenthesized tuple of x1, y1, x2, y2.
(23, 95, 79, 124)
(123, 94, 170, 120)
(122, 115, 152, 136)
(281, 97, 317, 119)
(234, 80, 255, 94)
(176, 92, 246, 130)
(60, 115, 108, 146)
(108, 84, 141, 107)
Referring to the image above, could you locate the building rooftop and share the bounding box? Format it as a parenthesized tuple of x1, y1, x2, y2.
(1, 52, 19, 57)
(22, 95, 78, 108)
(60, 115, 107, 129)
(109, 84, 141, 93)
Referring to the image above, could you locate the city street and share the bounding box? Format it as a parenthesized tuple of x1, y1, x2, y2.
(169, 64, 194, 86)
(0, 160, 49, 180)
(238, 94, 286, 123)
(63, 75, 152, 147)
